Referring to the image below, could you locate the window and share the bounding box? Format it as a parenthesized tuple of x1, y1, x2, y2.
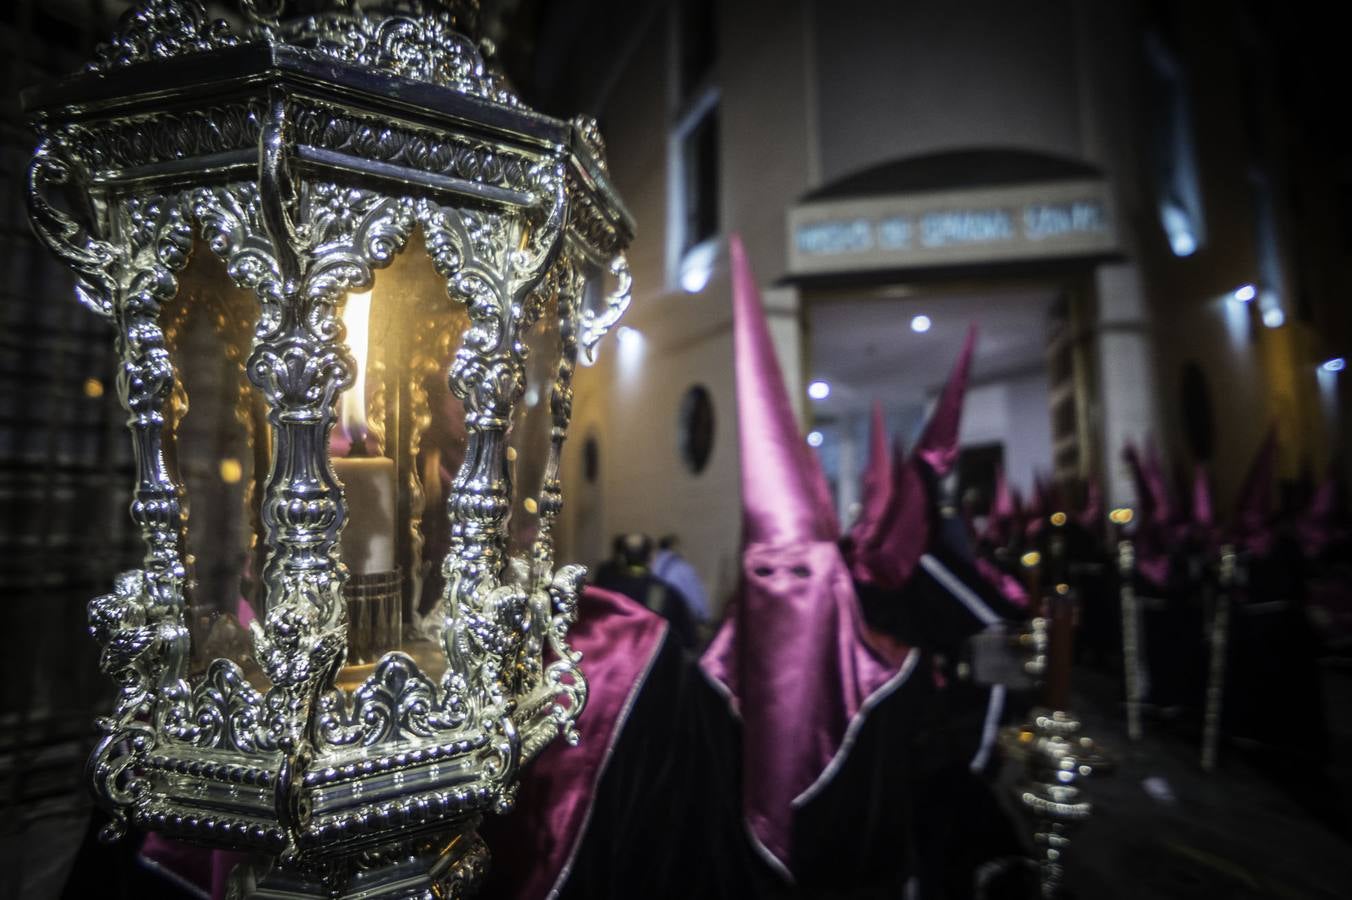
(681, 108, 719, 252)
(668, 0, 720, 288)
(1145, 33, 1206, 257)
(677, 385, 716, 474)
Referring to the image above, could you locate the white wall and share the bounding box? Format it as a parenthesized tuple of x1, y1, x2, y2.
(813, 0, 1083, 183)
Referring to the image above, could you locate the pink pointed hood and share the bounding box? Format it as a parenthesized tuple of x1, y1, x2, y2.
(1123, 442, 1155, 523)
(1077, 477, 1104, 532)
(1144, 439, 1176, 525)
(703, 234, 916, 876)
(982, 464, 1016, 545)
(993, 467, 1015, 520)
(1233, 428, 1278, 553)
(732, 235, 838, 545)
(1192, 464, 1214, 528)
(915, 324, 977, 478)
(850, 328, 976, 589)
(1024, 472, 1052, 538)
(847, 400, 894, 554)
(1298, 467, 1344, 557)
(1306, 471, 1336, 524)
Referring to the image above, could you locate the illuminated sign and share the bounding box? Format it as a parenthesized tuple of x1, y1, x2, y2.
(788, 179, 1118, 275)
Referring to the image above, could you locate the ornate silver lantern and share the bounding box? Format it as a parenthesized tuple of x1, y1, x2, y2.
(23, 1, 633, 896)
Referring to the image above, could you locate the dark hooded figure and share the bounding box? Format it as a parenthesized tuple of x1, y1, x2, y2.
(840, 326, 1031, 899)
(1221, 431, 1331, 817)
(592, 532, 699, 649)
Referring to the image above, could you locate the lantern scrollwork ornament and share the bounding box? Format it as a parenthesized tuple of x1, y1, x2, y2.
(24, 1, 634, 897)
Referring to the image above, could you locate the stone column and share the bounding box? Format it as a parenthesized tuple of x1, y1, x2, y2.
(1093, 262, 1162, 510)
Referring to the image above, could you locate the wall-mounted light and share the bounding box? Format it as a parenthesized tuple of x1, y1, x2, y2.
(807, 380, 831, 400)
(1323, 357, 1346, 373)
(807, 430, 824, 447)
(616, 326, 645, 375)
(1162, 205, 1199, 257)
(1262, 307, 1285, 328)
(910, 314, 931, 333)
(1171, 232, 1198, 256)
(1232, 284, 1256, 303)
(679, 241, 716, 294)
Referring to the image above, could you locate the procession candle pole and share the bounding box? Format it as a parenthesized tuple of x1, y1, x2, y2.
(1200, 545, 1236, 772)
(1044, 519, 1073, 711)
(1112, 508, 1143, 742)
(1012, 513, 1107, 899)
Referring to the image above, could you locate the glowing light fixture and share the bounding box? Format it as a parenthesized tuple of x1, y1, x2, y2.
(1262, 307, 1285, 328)
(1323, 357, 1346, 373)
(1232, 284, 1256, 303)
(807, 380, 831, 400)
(807, 430, 824, 447)
(1109, 507, 1134, 525)
(678, 241, 716, 294)
(1161, 201, 1200, 257)
(910, 314, 931, 333)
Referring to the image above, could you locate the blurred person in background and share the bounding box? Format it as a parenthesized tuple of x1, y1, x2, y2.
(592, 532, 698, 649)
(652, 534, 711, 630)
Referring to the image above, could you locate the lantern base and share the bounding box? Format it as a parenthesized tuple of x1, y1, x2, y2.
(229, 829, 490, 900)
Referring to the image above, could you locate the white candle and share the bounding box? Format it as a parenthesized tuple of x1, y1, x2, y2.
(335, 455, 397, 575)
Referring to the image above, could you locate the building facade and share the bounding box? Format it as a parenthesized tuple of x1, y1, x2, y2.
(532, 0, 1347, 608)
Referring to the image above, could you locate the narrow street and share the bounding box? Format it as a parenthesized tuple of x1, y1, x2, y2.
(1051, 668, 1352, 899)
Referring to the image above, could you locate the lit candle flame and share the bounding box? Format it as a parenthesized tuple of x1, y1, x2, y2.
(340, 291, 372, 444)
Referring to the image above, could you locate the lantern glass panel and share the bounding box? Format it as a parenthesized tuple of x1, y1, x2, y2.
(333, 234, 468, 684)
(162, 241, 266, 682)
(507, 289, 562, 557)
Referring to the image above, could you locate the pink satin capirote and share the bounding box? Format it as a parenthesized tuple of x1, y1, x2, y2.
(1232, 427, 1277, 555)
(702, 233, 915, 875)
(1299, 469, 1341, 557)
(1191, 464, 1213, 529)
(847, 400, 893, 554)
(914, 325, 977, 479)
(730, 235, 837, 547)
(1076, 476, 1103, 534)
(851, 326, 976, 591)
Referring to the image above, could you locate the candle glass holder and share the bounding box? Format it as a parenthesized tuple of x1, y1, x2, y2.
(24, 2, 635, 895)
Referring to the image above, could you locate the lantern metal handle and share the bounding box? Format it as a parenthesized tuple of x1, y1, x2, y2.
(579, 253, 632, 364)
(27, 140, 124, 318)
